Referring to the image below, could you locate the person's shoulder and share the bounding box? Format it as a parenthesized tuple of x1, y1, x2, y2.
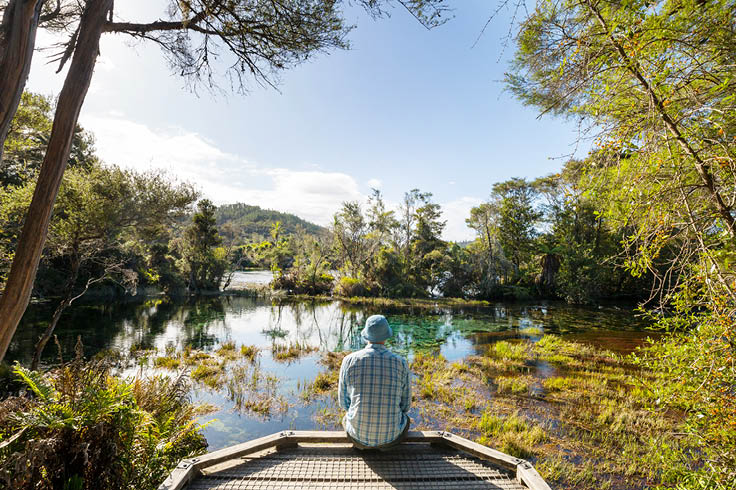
(341, 349, 364, 366)
(386, 349, 409, 367)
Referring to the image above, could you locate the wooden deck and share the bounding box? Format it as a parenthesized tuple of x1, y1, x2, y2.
(159, 431, 552, 490)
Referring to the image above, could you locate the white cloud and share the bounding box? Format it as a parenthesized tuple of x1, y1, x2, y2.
(78, 114, 364, 226)
(77, 115, 483, 237)
(440, 196, 483, 242)
(367, 178, 382, 189)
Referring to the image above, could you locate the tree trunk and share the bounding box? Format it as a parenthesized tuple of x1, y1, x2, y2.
(30, 253, 79, 370)
(30, 294, 69, 370)
(0, 0, 113, 362)
(0, 0, 45, 161)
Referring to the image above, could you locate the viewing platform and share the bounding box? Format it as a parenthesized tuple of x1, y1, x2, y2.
(159, 430, 551, 490)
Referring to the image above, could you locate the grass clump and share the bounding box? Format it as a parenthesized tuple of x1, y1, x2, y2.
(519, 326, 543, 336)
(225, 363, 286, 417)
(301, 371, 339, 401)
(190, 362, 224, 388)
(240, 345, 259, 362)
(153, 355, 181, 370)
(181, 349, 212, 366)
(272, 341, 317, 361)
(489, 341, 529, 361)
(477, 411, 547, 459)
(0, 360, 207, 490)
(496, 375, 533, 395)
(215, 341, 238, 360)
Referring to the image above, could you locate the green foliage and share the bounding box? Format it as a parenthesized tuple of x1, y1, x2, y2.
(215, 203, 323, 242)
(508, 0, 736, 486)
(1, 92, 98, 189)
(0, 361, 207, 489)
(0, 162, 197, 297)
(178, 200, 228, 292)
(492, 178, 541, 272)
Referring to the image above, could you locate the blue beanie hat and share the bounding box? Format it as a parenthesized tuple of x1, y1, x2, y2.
(361, 315, 392, 343)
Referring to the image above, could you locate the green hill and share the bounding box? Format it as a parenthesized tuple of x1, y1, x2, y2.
(215, 203, 325, 241)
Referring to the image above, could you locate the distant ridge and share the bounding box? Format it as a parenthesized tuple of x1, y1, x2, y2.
(215, 203, 325, 240)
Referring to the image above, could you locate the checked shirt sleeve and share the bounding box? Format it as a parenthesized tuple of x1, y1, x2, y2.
(399, 358, 410, 414)
(338, 357, 350, 411)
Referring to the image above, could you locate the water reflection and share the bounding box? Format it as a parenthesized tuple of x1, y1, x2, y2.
(8, 297, 654, 450)
(9, 298, 652, 366)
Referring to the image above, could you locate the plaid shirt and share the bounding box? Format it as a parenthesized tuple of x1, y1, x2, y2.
(338, 343, 410, 447)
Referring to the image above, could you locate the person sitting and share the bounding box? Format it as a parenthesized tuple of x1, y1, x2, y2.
(338, 314, 411, 449)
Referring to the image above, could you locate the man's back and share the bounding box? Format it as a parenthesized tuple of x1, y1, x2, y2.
(338, 343, 410, 447)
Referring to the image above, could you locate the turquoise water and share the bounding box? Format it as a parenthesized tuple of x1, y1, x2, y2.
(8, 296, 654, 450)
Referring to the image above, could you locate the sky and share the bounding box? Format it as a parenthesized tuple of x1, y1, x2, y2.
(25, 0, 586, 241)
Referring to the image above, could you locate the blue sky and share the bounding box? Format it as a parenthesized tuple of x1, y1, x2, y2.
(27, 0, 585, 240)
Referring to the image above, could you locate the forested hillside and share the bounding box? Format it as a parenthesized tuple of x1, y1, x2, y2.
(215, 203, 324, 241)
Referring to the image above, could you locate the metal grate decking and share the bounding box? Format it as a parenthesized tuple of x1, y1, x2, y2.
(186, 444, 526, 490)
(160, 431, 551, 490)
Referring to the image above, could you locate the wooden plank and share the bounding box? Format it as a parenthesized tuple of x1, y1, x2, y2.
(280, 430, 445, 444)
(191, 432, 285, 469)
(177, 429, 448, 480)
(517, 461, 553, 490)
(157, 459, 198, 490)
(160, 430, 551, 489)
(435, 432, 523, 471)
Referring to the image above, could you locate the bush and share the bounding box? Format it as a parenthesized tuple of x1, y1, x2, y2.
(271, 270, 333, 295)
(0, 360, 207, 490)
(334, 276, 377, 297)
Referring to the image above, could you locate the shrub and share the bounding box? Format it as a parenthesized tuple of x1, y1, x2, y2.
(335, 276, 377, 297)
(0, 360, 207, 490)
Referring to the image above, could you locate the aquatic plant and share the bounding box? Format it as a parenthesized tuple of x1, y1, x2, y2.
(225, 363, 286, 417)
(153, 355, 181, 370)
(215, 341, 238, 360)
(240, 345, 259, 362)
(190, 362, 224, 389)
(272, 341, 317, 362)
(407, 336, 684, 489)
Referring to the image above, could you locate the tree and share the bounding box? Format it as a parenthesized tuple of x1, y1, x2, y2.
(0, 0, 51, 159)
(1, 91, 99, 188)
(491, 178, 540, 275)
(178, 199, 226, 292)
(0, 0, 452, 361)
(333, 201, 371, 279)
(508, 0, 736, 484)
(410, 191, 446, 291)
(466, 202, 505, 292)
(0, 0, 112, 362)
(271, 229, 333, 294)
(0, 164, 196, 368)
